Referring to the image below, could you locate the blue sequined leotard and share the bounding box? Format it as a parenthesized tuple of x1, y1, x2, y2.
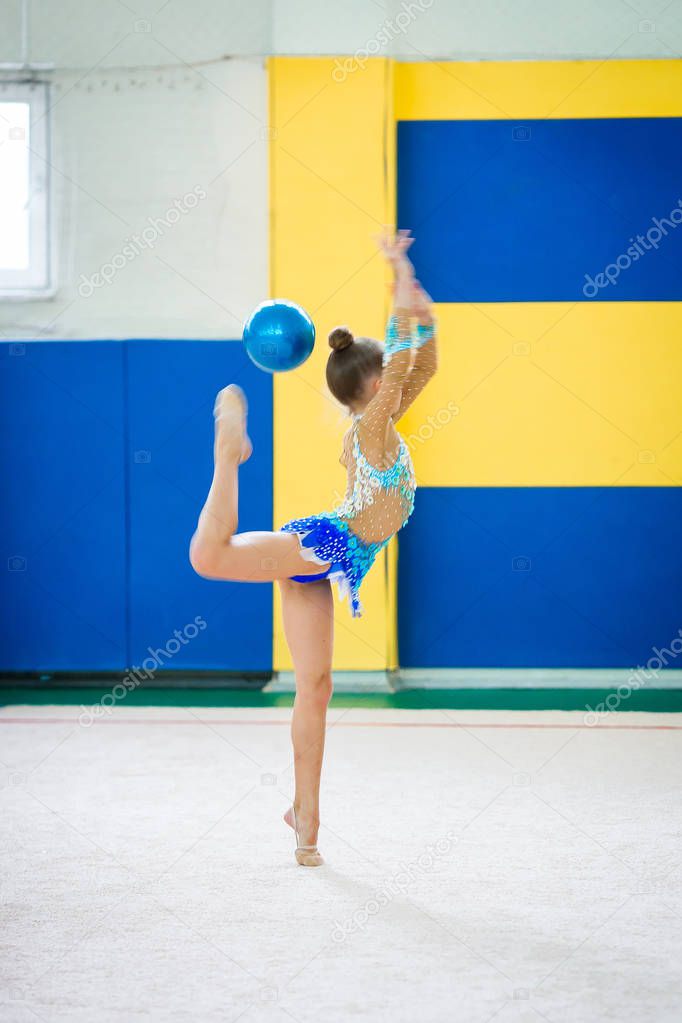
(280, 314, 433, 616)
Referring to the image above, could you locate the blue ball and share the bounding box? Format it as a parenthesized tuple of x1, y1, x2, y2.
(243, 299, 316, 373)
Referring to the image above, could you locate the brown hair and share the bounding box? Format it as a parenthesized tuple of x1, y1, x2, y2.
(326, 326, 383, 406)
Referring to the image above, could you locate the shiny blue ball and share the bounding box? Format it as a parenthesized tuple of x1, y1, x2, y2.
(242, 299, 316, 373)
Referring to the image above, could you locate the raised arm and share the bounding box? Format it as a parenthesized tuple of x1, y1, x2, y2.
(358, 230, 416, 451)
(394, 279, 438, 421)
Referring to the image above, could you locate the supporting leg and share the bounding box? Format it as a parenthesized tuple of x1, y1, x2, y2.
(279, 577, 334, 863)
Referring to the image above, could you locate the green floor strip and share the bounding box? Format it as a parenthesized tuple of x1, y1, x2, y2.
(1, 686, 681, 712)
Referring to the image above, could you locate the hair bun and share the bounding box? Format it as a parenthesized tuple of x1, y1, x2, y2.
(328, 326, 354, 352)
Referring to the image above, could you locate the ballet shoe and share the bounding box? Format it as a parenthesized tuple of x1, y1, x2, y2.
(213, 384, 252, 463)
(284, 806, 324, 867)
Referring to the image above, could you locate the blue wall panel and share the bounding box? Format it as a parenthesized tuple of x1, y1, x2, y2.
(126, 341, 273, 672)
(0, 341, 127, 670)
(398, 117, 682, 302)
(398, 487, 682, 668)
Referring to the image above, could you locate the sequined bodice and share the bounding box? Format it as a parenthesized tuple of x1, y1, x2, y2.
(333, 419, 416, 544)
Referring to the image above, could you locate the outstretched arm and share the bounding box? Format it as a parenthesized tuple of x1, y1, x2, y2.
(394, 280, 438, 421)
(359, 230, 416, 451)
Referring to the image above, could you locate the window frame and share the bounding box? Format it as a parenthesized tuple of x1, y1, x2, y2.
(0, 81, 52, 299)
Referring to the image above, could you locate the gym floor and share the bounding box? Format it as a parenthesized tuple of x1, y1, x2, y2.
(2, 703, 680, 1022)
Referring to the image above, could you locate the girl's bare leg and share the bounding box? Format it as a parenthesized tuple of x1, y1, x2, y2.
(279, 577, 334, 861)
(189, 386, 328, 582)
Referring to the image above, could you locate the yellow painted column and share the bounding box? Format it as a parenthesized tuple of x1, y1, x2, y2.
(269, 57, 397, 671)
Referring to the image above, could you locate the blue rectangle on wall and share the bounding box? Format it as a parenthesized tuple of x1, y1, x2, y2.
(126, 341, 273, 672)
(0, 341, 127, 671)
(397, 118, 682, 302)
(398, 486, 682, 668)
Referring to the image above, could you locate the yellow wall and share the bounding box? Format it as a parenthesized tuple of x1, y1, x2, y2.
(270, 57, 682, 671)
(401, 301, 682, 488)
(269, 57, 396, 671)
(395, 59, 682, 490)
(395, 59, 682, 121)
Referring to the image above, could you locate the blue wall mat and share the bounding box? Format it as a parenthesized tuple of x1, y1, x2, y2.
(0, 341, 127, 671)
(126, 341, 273, 672)
(398, 487, 682, 668)
(398, 118, 682, 302)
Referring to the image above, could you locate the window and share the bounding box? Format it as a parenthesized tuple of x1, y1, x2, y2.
(0, 82, 51, 297)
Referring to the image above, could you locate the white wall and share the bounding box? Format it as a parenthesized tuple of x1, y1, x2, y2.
(4, 0, 681, 66)
(0, 0, 272, 65)
(0, 2, 269, 339)
(0, 58, 268, 339)
(274, 0, 682, 59)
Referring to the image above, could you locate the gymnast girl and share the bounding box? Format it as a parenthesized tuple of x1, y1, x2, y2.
(190, 229, 438, 866)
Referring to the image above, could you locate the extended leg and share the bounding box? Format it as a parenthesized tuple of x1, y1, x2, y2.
(189, 386, 327, 582)
(195, 384, 250, 546)
(279, 577, 334, 865)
